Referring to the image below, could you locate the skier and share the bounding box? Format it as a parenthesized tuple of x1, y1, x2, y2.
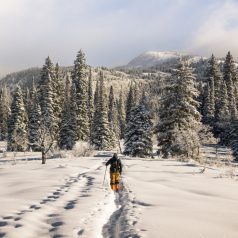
(105, 153, 122, 191)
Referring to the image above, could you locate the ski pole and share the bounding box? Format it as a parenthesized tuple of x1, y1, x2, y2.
(102, 166, 107, 186)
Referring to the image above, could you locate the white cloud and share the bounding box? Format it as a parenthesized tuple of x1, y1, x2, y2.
(0, 0, 188, 74)
(187, 0, 238, 58)
(1, 0, 237, 76)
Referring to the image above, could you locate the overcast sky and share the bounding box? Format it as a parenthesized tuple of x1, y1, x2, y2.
(0, 0, 238, 76)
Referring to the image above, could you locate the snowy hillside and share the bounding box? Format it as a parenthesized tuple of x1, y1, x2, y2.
(0, 66, 147, 97)
(0, 151, 237, 238)
(123, 51, 203, 68)
(0, 68, 41, 91)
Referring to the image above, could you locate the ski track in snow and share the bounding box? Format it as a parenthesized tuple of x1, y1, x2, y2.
(0, 160, 140, 238)
(102, 184, 141, 238)
(0, 170, 95, 237)
(102, 163, 143, 238)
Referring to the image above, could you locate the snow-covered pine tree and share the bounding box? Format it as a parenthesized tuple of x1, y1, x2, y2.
(87, 67, 94, 137)
(72, 50, 89, 141)
(22, 88, 30, 145)
(124, 91, 153, 157)
(53, 63, 64, 126)
(58, 74, 77, 150)
(108, 86, 114, 127)
(228, 122, 238, 161)
(68, 82, 78, 146)
(38, 57, 56, 131)
(203, 77, 215, 124)
(0, 86, 11, 140)
(28, 80, 41, 151)
(224, 51, 237, 83)
(216, 80, 229, 122)
(157, 61, 201, 159)
(133, 83, 140, 106)
(223, 51, 238, 120)
(40, 72, 55, 129)
(125, 84, 135, 123)
(117, 90, 126, 139)
(234, 85, 238, 112)
(197, 81, 205, 115)
(91, 72, 114, 150)
(94, 79, 99, 109)
(108, 86, 120, 143)
(207, 54, 223, 119)
(219, 120, 238, 161)
(203, 83, 210, 121)
(23, 87, 31, 116)
(213, 78, 230, 137)
(226, 72, 237, 120)
(7, 86, 28, 151)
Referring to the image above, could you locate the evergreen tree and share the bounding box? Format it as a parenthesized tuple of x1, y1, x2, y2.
(207, 54, 223, 119)
(224, 51, 237, 83)
(108, 86, 120, 142)
(219, 121, 238, 161)
(87, 67, 94, 137)
(213, 79, 230, 137)
(217, 79, 229, 121)
(117, 90, 126, 139)
(203, 77, 215, 124)
(124, 92, 153, 157)
(91, 72, 114, 150)
(108, 86, 114, 127)
(157, 62, 201, 159)
(209, 77, 215, 119)
(133, 83, 140, 106)
(23, 87, 31, 116)
(7, 86, 28, 151)
(197, 81, 205, 116)
(226, 73, 237, 120)
(22, 88, 30, 144)
(38, 57, 56, 130)
(125, 84, 134, 123)
(59, 74, 77, 149)
(0, 86, 11, 140)
(94, 79, 99, 109)
(28, 80, 41, 151)
(72, 49, 89, 141)
(234, 85, 238, 111)
(53, 63, 64, 126)
(228, 122, 238, 161)
(223, 51, 238, 120)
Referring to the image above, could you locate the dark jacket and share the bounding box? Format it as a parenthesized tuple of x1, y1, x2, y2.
(106, 155, 122, 174)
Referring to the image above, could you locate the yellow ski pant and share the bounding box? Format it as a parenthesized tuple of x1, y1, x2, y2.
(110, 172, 120, 191)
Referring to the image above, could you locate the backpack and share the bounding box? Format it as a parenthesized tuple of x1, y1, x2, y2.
(111, 158, 120, 173)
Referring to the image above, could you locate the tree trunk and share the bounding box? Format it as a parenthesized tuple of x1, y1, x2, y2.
(42, 150, 46, 164)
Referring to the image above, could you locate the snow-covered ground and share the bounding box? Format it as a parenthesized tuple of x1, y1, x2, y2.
(0, 153, 238, 238)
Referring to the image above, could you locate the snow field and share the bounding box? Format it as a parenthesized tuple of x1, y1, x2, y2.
(0, 157, 120, 238)
(123, 158, 238, 238)
(0, 154, 238, 238)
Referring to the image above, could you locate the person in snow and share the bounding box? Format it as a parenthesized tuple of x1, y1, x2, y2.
(105, 153, 122, 191)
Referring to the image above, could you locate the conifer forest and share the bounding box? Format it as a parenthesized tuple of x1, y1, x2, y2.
(1, 50, 238, 163)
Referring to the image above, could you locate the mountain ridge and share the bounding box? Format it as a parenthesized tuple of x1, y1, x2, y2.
(121, 51, 204, 69)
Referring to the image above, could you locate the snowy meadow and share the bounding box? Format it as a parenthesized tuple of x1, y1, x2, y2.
(0, 149, 238, 238)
